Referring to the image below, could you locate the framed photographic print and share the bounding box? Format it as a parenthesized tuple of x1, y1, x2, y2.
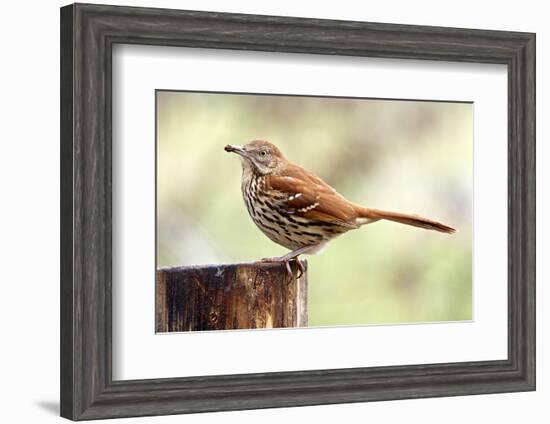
(60, 3, 536, 420)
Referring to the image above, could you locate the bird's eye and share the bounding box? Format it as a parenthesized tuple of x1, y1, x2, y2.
(259, 150, 267, 157)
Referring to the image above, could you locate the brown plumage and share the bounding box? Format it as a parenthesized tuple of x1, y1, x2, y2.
(225, 140, 455, 272)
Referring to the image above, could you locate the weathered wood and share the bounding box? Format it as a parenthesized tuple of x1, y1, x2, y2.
(61, 4, 535, 420)
(156, 261, 308, 332)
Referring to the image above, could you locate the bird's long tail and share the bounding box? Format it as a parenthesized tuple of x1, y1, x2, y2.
(355, 207, 456, 234)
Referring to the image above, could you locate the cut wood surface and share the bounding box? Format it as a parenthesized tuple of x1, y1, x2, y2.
(156, 261, 308, 332)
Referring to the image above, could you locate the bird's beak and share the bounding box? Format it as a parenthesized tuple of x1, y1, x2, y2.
(224, 144, 248, 157)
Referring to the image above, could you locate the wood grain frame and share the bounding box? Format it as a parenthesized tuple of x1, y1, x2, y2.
(60, 3, 536, 420)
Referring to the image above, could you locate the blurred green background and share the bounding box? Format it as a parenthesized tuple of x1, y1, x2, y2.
(156, 90, 472, 326)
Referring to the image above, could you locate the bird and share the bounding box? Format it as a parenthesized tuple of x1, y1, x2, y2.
(225, 140, 456, 276)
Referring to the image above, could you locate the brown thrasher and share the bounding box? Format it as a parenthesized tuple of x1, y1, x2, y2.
(225, 140, 456, 275)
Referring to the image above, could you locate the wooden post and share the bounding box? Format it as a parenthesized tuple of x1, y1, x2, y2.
(156, 261, 308, 332)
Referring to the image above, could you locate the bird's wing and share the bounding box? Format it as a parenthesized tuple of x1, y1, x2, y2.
(265, 164, 359, 228)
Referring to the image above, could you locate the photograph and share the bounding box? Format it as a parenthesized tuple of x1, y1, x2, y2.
(53, 2, 537, 421)
(155, 90, 472, 332)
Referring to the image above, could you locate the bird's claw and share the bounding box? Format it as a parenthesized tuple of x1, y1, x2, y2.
(295, 259, 305, 279)
(257, 257, 304, 280)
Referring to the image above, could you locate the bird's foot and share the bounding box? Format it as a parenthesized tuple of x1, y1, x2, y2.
(258, 256, 305, 279)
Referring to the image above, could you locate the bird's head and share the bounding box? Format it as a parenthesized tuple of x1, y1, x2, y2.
(225, 140, 286, 175)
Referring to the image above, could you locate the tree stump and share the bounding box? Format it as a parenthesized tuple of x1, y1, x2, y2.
(156, 261, 308, 332)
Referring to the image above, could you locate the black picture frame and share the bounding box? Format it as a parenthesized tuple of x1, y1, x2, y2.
(60, 3, 536, 420)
